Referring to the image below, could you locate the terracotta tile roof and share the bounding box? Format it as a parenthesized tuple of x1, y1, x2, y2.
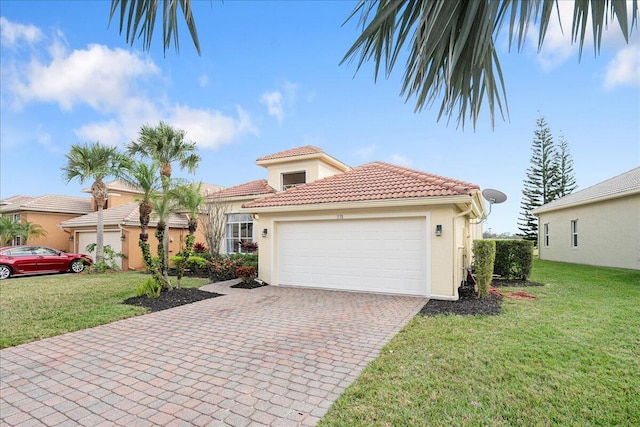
(533, 167, 640, 214)
(243, 162, 479, 208)
(84, 180, 224, 196)
(0, 194, 93, 214)
(256, 145, 324, 161)
(208, 180, 277, 199)
(59, 202, 189, 228)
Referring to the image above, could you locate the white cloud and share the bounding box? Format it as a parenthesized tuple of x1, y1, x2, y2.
(261, 90, 284, 123)
(530, 1, 576, 70)
(11, 43, 159, 112)
(74, 120, 124, 146)
(169, 105, 256, 149)
(603, 41, 640, 89)
(0, 17, 43, 47)
(389, 153, 412, 167)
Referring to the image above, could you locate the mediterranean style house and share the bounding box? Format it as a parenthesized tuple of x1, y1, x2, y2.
(1, 145, 487, 300)
(208, 146, 486, 300)
(532, 167, 640, 270)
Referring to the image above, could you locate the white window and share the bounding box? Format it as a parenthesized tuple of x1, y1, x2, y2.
(282, 171, 306, 191)
(226, 213, 254, 253)
(543, 223, 550, 247)
(571, 220, 578, 248)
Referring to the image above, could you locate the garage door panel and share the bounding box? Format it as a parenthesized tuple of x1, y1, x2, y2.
(277, 217, 428, 296)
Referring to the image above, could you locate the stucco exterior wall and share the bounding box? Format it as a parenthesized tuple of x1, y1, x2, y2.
(21, 212, 83, 251)
(252, 204, 470, 300)
(537, 194, 640, 270)
(265, 159, 343, 191)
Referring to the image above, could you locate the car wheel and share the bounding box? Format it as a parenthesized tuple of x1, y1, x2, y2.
(0, 265, 12, 280)
(69, 260, 85, 273)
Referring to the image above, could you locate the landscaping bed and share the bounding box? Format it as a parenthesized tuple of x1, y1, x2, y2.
(420, 278, 544, 316)
(123, 287, 223, 312)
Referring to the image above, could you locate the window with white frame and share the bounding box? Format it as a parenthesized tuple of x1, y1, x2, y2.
(12, 214, 21, 246)
(571, 220, 578, 247)
(225, 213, 254, 253)
(543, 223, 550, 247)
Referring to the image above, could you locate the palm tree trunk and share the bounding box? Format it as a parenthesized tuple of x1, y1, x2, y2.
(96, 204, 105, 264)
(156, 223, 171, 291)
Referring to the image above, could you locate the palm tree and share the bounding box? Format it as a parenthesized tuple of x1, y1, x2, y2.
(151, 178, 179, 290)
(118, 160, 164, 282)
(0, 216, 21, 246)
(170, 182, 204, 287)
(18, 221, 47, 244)
(127, 122, 201, 268)
(62, 142, 130, 264)
(109, 0, 638, 128)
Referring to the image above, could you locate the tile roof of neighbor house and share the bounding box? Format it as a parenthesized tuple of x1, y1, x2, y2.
(243, 162, 480, 208)
(59, 202, 189, 228)
(83, 180, 224, 196)
(0, 194, 93, 214)
(256, 145, 324, 161)
(208, 180, 277, 199)
(533, 167, 640, 214)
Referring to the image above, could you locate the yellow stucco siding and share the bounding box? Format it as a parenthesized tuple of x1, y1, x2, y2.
(252, 204, 470, 300)
(265, 159, 344, 191)
(20, 212, 81, 251)
(537, 194, 640, 270)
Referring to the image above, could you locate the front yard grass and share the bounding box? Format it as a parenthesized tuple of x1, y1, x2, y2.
(319, 259, 640, 426)
(0, 272, 208, 349)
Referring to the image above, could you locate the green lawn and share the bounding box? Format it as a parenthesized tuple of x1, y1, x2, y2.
(319, 259, 640, 426)
(0, 272, 209, 349)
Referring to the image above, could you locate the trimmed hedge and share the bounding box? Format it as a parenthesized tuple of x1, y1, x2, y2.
(473, 240, 496, 298)
(492, 240, 534, 280)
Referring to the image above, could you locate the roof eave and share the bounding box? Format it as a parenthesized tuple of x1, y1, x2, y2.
(532, 188, 640, 215)
(241, 194, 476, 213)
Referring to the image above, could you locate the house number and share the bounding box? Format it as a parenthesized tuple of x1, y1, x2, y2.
(337, 214, 343, 219)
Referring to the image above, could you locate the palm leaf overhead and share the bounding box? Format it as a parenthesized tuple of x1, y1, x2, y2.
(109, 0, 638, 128)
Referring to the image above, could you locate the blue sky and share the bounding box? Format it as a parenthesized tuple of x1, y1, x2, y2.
(1, 1, 638, 234)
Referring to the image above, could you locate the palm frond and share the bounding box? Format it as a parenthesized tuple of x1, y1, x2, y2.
(109, 0, 201, 55)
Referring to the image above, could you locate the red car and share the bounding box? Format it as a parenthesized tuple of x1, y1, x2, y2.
(0, 246, 93, 280)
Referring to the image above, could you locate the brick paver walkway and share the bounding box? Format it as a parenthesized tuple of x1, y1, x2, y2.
(1, 282, 425, 426)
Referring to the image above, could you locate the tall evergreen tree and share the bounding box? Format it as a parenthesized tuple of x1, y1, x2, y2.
(518, 116, 558, 241)
(553, 134, 578, 198)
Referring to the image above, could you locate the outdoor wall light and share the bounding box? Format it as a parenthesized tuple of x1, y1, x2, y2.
(262, 228, 268, 237)
(435, 224, 442, 236)
(120, 232, 126, 241)
(69, 235, 74, 241)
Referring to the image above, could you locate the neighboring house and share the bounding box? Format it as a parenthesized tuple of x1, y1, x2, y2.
(0, 194, 93, 250)
(59, 180, 223, 270)
(532, 167, 640, 270)
(208, 145, 486, 300)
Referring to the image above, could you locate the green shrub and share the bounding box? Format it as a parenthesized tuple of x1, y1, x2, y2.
(228, 253, 258, 272)
(85, 243, 123, 273)
(170, 255, 209, 277)
(473, 240, 496, 298)
(136, 277, 162, 298)
(207, 256, 241, 282)
(236, 266, 256, 284)
(493, 240, 534, 279)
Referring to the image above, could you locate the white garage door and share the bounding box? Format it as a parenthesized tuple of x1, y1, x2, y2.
(277, 217, 428, 296)
(77, 231, 122, 269)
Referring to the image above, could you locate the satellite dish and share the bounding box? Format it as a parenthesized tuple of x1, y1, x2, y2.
(482, 188, 507, 205)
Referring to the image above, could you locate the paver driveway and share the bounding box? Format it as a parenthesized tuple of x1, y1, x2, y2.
(0, 282, 425, 426)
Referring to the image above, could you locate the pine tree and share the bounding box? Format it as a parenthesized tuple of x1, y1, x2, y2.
(553, 133, 577, 198)
(518, 116, 558, 241)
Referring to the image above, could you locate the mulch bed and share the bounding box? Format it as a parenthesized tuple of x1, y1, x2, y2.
(123, 288, 223, 313)
(420, 279, 544, 317)
(231, 280, 269, 289)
